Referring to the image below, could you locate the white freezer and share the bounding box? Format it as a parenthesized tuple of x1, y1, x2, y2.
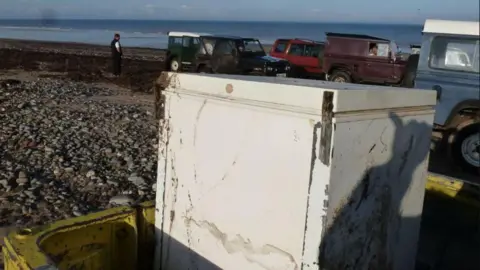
(154, 73, 437, 270)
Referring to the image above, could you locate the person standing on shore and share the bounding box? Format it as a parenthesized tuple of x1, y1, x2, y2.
(110, 33, 122, 76)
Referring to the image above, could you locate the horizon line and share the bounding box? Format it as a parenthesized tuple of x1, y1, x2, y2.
(0, 18, 424, 25)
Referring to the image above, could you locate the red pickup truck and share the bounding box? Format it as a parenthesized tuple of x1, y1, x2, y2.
(269, 38, 325, 79)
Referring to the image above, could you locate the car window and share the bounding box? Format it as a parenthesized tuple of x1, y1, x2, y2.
(367, 42, 389, 57)
(429, 36, 479, 73)
(242, 39, 264, 53)
(305, 44, 322, 57)
(274, 41, 288, 53)
(215, 41, 235, 55)
(200, 38, 216, 55)
(288, 44, 305, 56)
(182, 37, 191, 47)
(169, 37, 183, 45)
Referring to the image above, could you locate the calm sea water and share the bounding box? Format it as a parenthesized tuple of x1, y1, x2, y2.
(0, 19, 423, 50)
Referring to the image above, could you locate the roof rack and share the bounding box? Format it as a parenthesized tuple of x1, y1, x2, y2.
(293, 38, 324, 44)
(325, 32, 389, 41)
(167, 31, 212, 37)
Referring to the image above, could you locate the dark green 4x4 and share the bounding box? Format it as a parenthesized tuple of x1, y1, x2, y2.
(165, 31, 290, 76)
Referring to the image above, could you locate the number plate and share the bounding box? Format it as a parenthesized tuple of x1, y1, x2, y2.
(276, 73, 287, 77)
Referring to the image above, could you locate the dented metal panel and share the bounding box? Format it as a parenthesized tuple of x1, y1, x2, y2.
(3, 203, 155, 270)
(154, 72, 438, 270)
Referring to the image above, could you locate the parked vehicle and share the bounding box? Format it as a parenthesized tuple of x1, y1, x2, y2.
(410, 44, 421, 54)
(165, 31, 290, 76)
(414, 19, 480, 173)
(269, 38, 325, 79)
(322, 32, 418, 87)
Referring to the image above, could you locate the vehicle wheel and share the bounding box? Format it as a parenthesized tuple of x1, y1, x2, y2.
(198, 65, 212, 74)
(329, 70, 351, 83)
(452, 123, 480, 174)
(287, 66, 300, 78)
(402, 71, 416, 88)
(170, 58, 180, 72)
(402, 54, 419, 88)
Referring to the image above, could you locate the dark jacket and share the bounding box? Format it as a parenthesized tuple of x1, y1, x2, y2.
(111, 39, 122, 57)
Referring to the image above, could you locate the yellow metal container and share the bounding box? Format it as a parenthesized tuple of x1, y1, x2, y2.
(2, 202, 155, 270)
(2, 175, 478, 269)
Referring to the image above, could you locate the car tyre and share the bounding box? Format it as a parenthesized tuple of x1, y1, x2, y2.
(402, 54, 419, 88)
(402, 71, 416, 88)
(451, 123, 480, 174)
(329, 70, 351, 83)
(198, 65, 212, 74)
(170, 58, 180, 72)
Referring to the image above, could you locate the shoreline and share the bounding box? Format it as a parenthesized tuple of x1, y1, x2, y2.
(0, 38, 167, 59)
(0, 37, 273, 55)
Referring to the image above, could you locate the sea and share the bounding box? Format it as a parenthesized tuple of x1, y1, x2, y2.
(0, 19, 423, 51)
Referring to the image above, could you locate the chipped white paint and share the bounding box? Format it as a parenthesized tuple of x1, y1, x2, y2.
(154, 73, 437, 270)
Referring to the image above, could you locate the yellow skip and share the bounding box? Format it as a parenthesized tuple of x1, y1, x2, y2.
(426, 173, 480, 208)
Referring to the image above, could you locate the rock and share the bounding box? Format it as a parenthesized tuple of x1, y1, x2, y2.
(16, 177, 28, 185)
(109, 195, 134, 206)
(0, 179, 8, 189)
(86, 170, 96, 178)
(128, 175, 146, 187)
(107, 180, 119, 187)
(0, 78, 158, 227)
(18, 171, 27, 178)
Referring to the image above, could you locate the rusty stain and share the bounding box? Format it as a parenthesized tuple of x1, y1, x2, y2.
(164, 153, 179, 265)
(184, 192, 197, 268)
(193, 100, 207, 147)
(300, 121, 321, 266)
(154, 72, 173, 120)
(320, 91, 334, 166)
(369, 144, 376, 153)
(221, 158, 238, 181)
(225, 83, 234, 94)
(169, 210, 175, 224)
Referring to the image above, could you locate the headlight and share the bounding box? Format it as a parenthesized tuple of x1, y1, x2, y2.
(266, 66, 273, 71)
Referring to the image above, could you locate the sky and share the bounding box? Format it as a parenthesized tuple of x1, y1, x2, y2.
(0, 0, 479, 23)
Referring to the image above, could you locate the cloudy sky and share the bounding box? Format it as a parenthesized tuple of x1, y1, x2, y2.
(1, 0, 479, 23)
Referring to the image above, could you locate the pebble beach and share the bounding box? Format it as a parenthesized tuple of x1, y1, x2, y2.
(0, 38, 167, 227)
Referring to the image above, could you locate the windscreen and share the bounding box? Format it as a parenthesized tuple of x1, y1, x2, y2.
(240, 39, 265, 53)
(200, 37, 217, 55)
